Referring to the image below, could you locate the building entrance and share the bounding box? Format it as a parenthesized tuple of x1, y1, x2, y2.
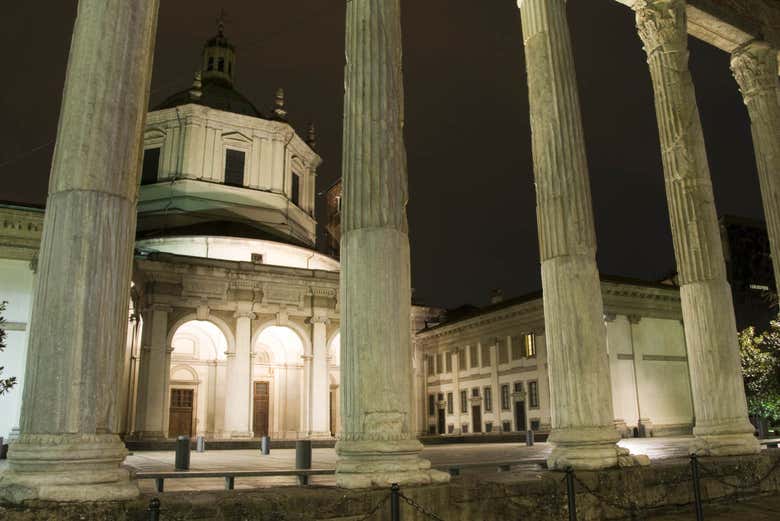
(168, 388, 194, 438)
(471, 405, 482, 433)
(253, 381, 269, 437)
(515, 400, 526, 431)
(437, 408, 446, 434)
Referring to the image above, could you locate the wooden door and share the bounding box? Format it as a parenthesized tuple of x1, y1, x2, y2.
(471, 405, 482, 433)
(253, 381, 270, 437)
(437, 408, 446, 434)
(515, 401, 526, 431)
(168, 389, 194, 438)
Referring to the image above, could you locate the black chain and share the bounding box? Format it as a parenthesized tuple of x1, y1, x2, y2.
(399, 492, 448, 521)
(698, 454, 780, 491)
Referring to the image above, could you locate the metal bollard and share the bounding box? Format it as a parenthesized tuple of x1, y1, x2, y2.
(295, 440, 312, 485)
(148, 497, 161, 521)
(526, 429, 535, 446)
(175, 435, 190, 471)
(690, 454, 704, 521)
(261, 435, 271, 455)
(565, 467, 577, 521)
(196, 435, 206, 453)
(390, 483, 401, 521)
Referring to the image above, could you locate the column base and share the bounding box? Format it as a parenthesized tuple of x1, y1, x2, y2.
(0, 433, 138, 503)
(227, 431, 254, 439)
(692, 419, 760, 456)
(336, 439, 450, 489)
(307, 430, 334, 440)
(131, 430, 166, 440)
(547, 426, 622, 470)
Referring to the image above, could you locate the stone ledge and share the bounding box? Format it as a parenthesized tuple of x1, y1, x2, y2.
(1, 451, 778, 520)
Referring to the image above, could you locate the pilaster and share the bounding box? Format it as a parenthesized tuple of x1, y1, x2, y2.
(518, 0, 620, 469)
(309, 314, 332, 438)
(634, 0, 759, 455)
(223, 307, 255, 438)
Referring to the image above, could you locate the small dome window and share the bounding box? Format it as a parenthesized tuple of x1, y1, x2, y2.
(207, 57, 214, 71)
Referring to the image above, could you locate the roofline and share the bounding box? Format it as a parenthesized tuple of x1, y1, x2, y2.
(0, 200, 45, 212)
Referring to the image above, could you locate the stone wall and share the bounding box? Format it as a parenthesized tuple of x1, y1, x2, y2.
(2, 452, 778, 520)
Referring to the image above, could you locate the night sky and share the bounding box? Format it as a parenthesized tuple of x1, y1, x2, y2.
(0, 1, 763, 309)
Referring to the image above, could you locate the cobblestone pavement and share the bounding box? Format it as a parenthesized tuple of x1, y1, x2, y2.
(124, 436, 696, 492)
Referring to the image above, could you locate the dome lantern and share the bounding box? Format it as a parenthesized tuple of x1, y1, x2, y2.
(202, 12, 236, 87)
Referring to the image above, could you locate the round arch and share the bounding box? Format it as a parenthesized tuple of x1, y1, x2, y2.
(170, 364, 199, 383)
(167, 313, 235, 356)
(252, 317, 312, 357)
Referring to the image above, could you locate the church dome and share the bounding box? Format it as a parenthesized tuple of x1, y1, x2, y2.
(153, 19, 263, 118)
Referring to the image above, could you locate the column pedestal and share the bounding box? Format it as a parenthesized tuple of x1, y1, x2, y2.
(634, 0, 759, 456)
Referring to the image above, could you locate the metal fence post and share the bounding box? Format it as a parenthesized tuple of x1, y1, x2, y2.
(690, 454, 704, 521)
(391, 483, 400, 521)
(565, 467, 577, 521)
(148, 497, 160, 521)
(261, 435, 271, 455)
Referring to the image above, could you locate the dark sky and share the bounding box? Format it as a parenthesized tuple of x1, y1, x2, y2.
(0, 0, 763, 309)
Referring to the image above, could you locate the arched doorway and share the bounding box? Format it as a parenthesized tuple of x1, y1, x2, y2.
(254, 326, 304, 438)
(169, 320, 227, 438)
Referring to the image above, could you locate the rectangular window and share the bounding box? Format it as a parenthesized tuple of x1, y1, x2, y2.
(528, 381, 539, 409)
(461, 423, 469, 434)
(485, 421, 493, 433)
(484, 386, 493, 412)
(530, 419, 540, 431)
(437, 392, 444, 402)
(502, 421, 512, 432)
(447, 424, 454, 434)
(514, 381, 523, 394)
(445, 352, 452, 373)
(511, 336, 523, 360)
(428, 425, 436, 435)
(501, 384, 511, 410)
(457, 348, 466, 371)
(428, 394, 436, 417)
(469, 345, 478, 369)
(426, 355, 434, 376)
(291, 172, 301, 206)
(525, 334, 537, 358)
(447, 392, 454, 414)
(141, 147, 161, 185)
(460, 390, 468, 413)
(481, 344, 491, 368)
(224, 149, 246, 186)
(498, 339, 509, 364)
(436, 353, 443, 375)
(471, 387, 480, 398)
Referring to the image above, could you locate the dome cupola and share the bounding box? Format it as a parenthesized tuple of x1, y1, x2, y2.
(202, 15, 236, 87)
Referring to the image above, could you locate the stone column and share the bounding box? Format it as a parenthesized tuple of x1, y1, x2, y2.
(337, 0, 449, 488)
(634, 0, 759, 455)
(0, 0, 158, 502)
(452, 350, 462, 433)
(518, 0, 620, 469)
(310, 314, 331, 438)
(224, 308, 254, 438)
(731, 41, 780, 288)
(134, 305, 172, 439)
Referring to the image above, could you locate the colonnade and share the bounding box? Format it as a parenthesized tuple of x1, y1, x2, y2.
(0, 0, 777, 501)
(132, 303, 335, 440)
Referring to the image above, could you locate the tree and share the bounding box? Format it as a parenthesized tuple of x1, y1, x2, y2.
(738, 320, 780, 425)
(0, 301, 18, 395)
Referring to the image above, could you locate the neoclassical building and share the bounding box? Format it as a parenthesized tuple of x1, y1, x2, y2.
(415, 279, 694, 440)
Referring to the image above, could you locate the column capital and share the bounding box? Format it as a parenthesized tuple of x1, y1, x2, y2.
(234, 310, 256, 320)
(627, 314, 642, 325)
(308, 314, 331, 325)
(603, 313, 617, 323)
(634, 0, 687, 58)
(730, 40, 778, 105)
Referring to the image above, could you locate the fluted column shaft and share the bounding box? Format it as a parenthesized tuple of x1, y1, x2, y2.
(224, 307, 254, 438)
(634, 0, 758, 455)
(731, 41, 780, 289)
(0, 0, 159, 502)
(337, 0, 448, 488)
(519, 0, 619, 469)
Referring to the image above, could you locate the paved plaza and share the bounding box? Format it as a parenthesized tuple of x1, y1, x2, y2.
(124, 437, 695, 492)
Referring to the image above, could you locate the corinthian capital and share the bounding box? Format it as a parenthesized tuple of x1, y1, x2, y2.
(730, 40, 779, 105)
(634, 0, 688, 58)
